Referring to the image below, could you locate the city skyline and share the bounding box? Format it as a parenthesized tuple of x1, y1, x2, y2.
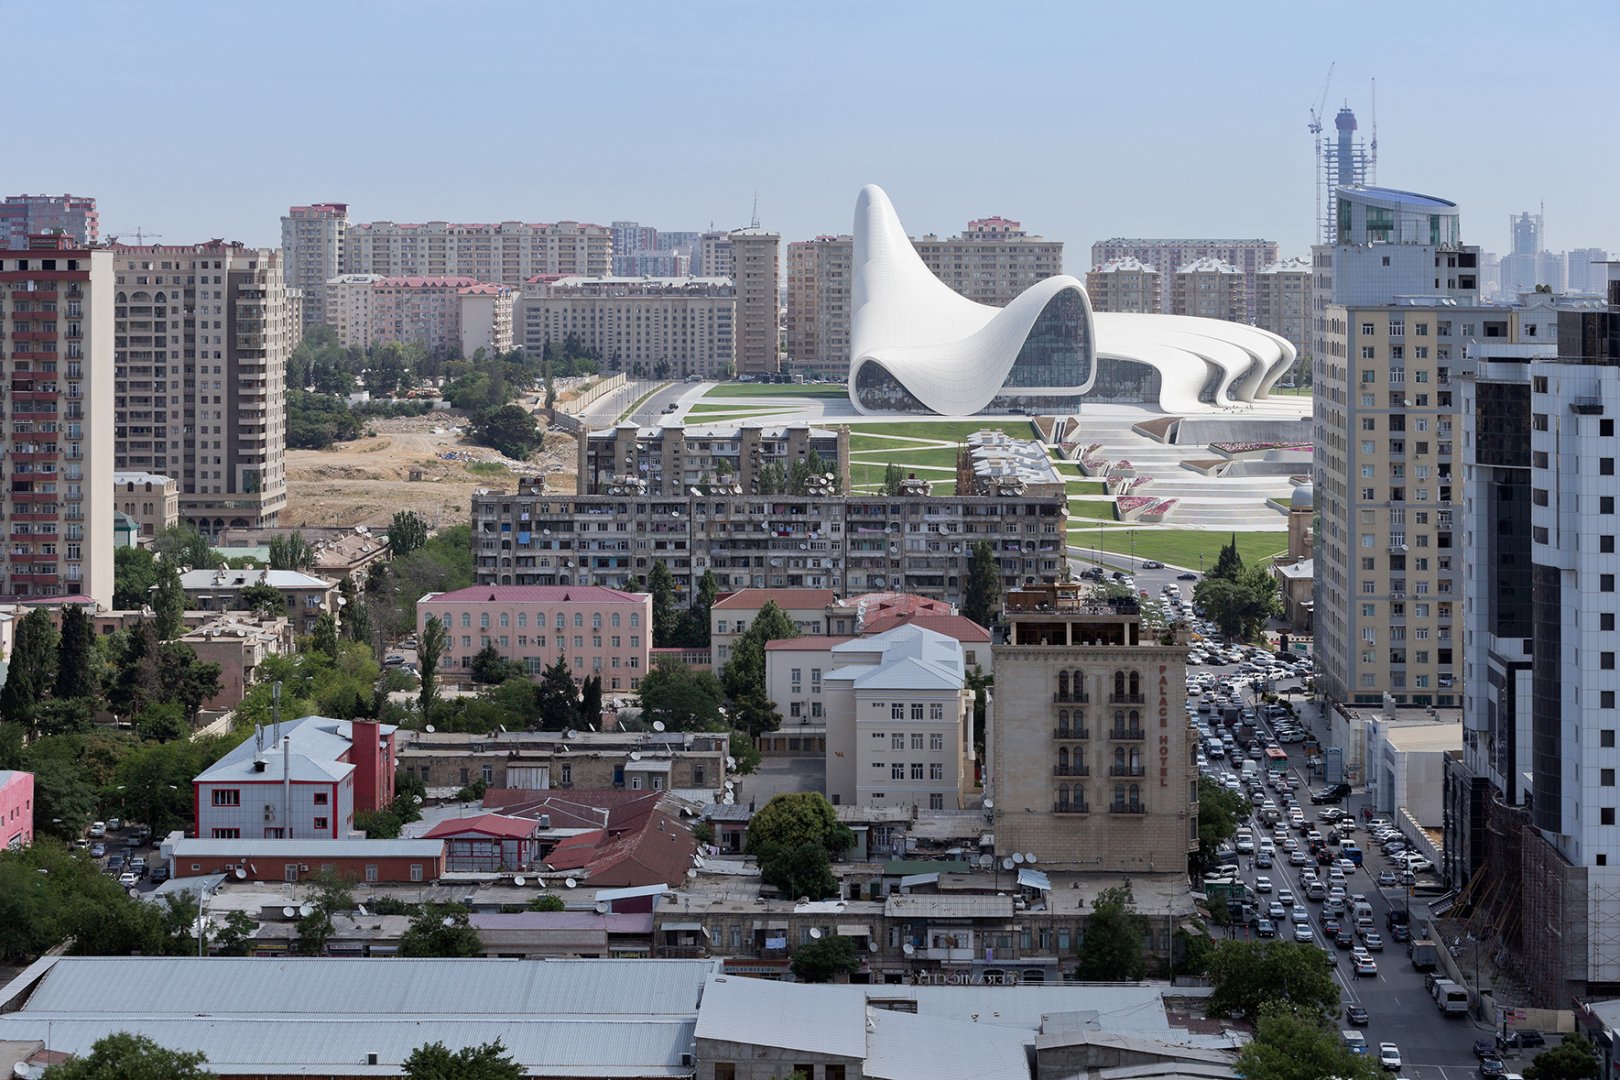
(8, 0, 1616, 272)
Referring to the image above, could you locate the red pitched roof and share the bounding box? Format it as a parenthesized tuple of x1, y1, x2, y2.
(713, 589, 836, 611)
(420, 813, 538, 840)
(425, 585, 648, 605)
(843, 591, 955, 619)
(860, 612, 991, 642)
(481, 789, 663, 832)
(373, 275, 487, 289)
(539, 809, 696, 889)
(764, 635, 856, 651)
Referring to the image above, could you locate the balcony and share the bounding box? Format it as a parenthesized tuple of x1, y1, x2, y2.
(1110, 803, 1148, 815)
(1051, 727, 1090, 740)
(1052, 765, 1090, 777)
(1051, 693, 1091, 704)
(1108, 694, 1145, 705)
(1108, 728, 1146, 741)
(1052, 802, 1091, 815)
(1108, 765, 1146, 778)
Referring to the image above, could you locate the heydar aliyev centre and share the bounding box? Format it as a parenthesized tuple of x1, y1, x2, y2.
(848, 185, 1295, 416)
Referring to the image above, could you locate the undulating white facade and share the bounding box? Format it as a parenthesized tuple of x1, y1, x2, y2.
(848, 184, 1295, 415)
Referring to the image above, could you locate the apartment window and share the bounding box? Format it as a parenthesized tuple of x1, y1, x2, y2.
(891, 763, 904, 780)
(313, 792, 328, 806)
(929, 793, 944, 810)
(1605, 809, 1616, 827)
(1603, 730, 1616, 748)
(930, 763, 944, 781)
(931, 733, 945, 751)
(1607, 459, 1618, 476)
(1605, 770, 1617, 787)
(211, 828, 240, 839)
(211, 789, 240, 807)
(1605, 653, 1617, 671)
(911, 734, 924, 750)
(892, 733, 904, 750)
(365, 865, 379, 882)
(1605, 614, 1616, 632)
(910, 763, 924, 780)
(313, 817, 328, 831)
(1606, 498, 1617, 515)
(891, 703, 904, 720)
(1606, 576, 1617, 593)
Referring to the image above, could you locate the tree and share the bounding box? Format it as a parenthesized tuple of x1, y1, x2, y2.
(41, 1032, 215, 1079)
(1193, 563, 1280, 642)
(294, 868, 355, 955)
(1525, 1033, 1601, 1080)
(881, 462, 905, 496)
(1234, 1004, 1381, 1080)
(152, 561, 186, 639)
(399, 903, 484, 958)
(1075, 884, 1148, 981)
(134, 701, 189, 743)
(152, 523, 222, 570)
(390, 510, 430, 558)
(238, 581, 287, 617)
(470, 643, 523, 685)
(963, 541, 1002, 629)
(533, 655, 579, 730)
(310, 611, 340, 658)
(729, 731, 761, 775)
(1210, 533, 1244, 582)
(1205, 939, 1341, 1024)
(647, 561, 680, 647)
(268, 531, 316, 571)
(114, 546, 160, 609)
(1195, 776, 1251, 873)
(746, 792, 853, 858)
(637, 663, 725, 732)
(419, 615, 447, 713)
(528, 894, 566, 913)
(577, 673, 603, 728)
(365, 344, 411, 397)
(473, 404, 543, 461)
(721, 601, 798, 700)
(791, 933, 861, 982)
(677, 568, 720, 648)
(401, 1040, 524, 1080)
(732, 689, 783, 740)
(0, 608, 58, 728)
(54, 604, 96, 700)
(759, 840, 838, 900)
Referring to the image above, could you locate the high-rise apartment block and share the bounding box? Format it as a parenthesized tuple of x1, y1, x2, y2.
(729, 228, 780, 376)
(696, 231, 734, 279)
(369, 276, 514, 359)
(1091, 238, 1277, 319)
(577, 421, 844, 498)
(1084, 256, 1162, 314)
(1311, 185, 1484, 707)
(1254, 256, 1312, 374)
(280, 203, 349, 333)
(340, 220, 611, 286)
(1169, 257, 1244, 322)
(1567, 248, 1611, 296)
(324, 273, 384, 351)
(112, 242, 291, 534)
(0, 236, 114, 605)
(990, 582, 1198, 872)
(515, 276, 734, 378)
(785, 217, 1062, 374)
(2, 195, 98, 250)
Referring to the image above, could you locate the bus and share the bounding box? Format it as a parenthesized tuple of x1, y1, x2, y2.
(1265, 747, 1290, 776)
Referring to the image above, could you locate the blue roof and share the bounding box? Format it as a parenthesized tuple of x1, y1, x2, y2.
(1338, 185, 1457, 210)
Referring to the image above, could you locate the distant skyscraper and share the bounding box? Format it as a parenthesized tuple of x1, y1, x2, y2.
(730, 229, 780, 376)
(610, 221, 658, 276)
(1567, 248, 1610, 295)
(280, 203, 349, 333)
(785, 235, 853, 375)
(1, 194, 98, 250)
(1500, 210, 1556, 297)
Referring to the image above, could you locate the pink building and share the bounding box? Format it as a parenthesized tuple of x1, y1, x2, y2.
(369, 275, 511, 360)
(0, 770, 35, 850)
(419, 585, 652, 692)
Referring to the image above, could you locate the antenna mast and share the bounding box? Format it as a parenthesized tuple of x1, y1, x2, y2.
(750, 191, 759, 230)
(1369, 77, 1378, 185)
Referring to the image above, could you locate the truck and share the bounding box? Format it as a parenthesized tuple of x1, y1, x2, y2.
(1432, 977, 1470, 1016)
(1408, 938, 1439, 971)
(1342, 1030, 1368, 1055)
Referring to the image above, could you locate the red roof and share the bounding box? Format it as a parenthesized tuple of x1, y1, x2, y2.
(713, 589, 837, 611)
(420, 813, 538, 840)
(843, 591, 955, 619)
(424, 585, 649, 605)
(373, 275, 487, 290)
(861, 612, 991, 642)
(764, 635, 856, 652)
(482, 789, 663, 831)
(540, 809, 697, 889)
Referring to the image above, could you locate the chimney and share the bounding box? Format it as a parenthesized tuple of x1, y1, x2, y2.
(350, 719, 384, 815)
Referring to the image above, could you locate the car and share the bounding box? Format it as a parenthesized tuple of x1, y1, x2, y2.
(1141, 560, 1165, 569)
(1255, 851, 1273, 868)
(1356, 955, 1379, 978)
(1363, 931, 1385, 951)
(1293, 924, 1315, 943)
(1346, 1004, 1370, 1026)
(105, 854, 125, 874)
(1289, 850, 1308, 866)
(88, 821, 106, 839)
(1377, 870, 1398, 887)
(1323, 916, 1342, 933)
(148, 864, 169, 885)
(1379, 1043, 1402, 1071)
(1335, 929, 1355, 949)
(1479, 1055, 1507, 1079)
(1474, 1039, 1498, 1060)
(1255, 876, 1272, 893)
(1391, 923, 1411, 943)
(1267, 902, 1286, 919)
(383, 654, 406, 667)
(1291, 904, 1310, 924)
(1277, 888, 1295, 905)
(1312, 783, 1352, 804)
(1177, 572, 1198, 581)
(1255, 918, 1277, 938)
(117, 871, 139, 888)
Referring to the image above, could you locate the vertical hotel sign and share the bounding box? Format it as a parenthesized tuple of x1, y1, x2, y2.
(1158, 664, 1169, 787)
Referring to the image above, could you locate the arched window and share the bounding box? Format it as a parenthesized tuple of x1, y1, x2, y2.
(1129, 709, 1140, 730)
(1113, 783, 1126, 807)
(1113, 747, 1126, 770)
(1114, 710, 1125, 731)
(1073, 670, 1087, 699)
(1129, 671, 1141, 698)
(1075, 747, 1086, 771)
(1129, 783, 1141, 806)
(1074, 710, 1085, 734)
(1057, 671, 1070, 700)
(1057, 783, 1069, 809)
(1113, 671, 1126, 699)
(1129, 748, 1141, 770)
(1057, 709, 1069, 736)
(1058, 747, 1069, 771)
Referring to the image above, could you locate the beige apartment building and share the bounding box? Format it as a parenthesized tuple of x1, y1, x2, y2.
(698, 230, 734, 279)
(1085, 256, 1162, 314)
(368, 275, 512, 360)
(113, 470, 178, 539)
(280, 203, 348, 332)
(784, 218, 1063, 374)
(730, 228, 780, 376)
(1254, 256, 1312, 375)
(577, 420, 844, 499)
(516, 276, 735, 378)
(341, 220, 611, 286)
(1313, 300, 1511, 707)
(990, 583, 1198, 873)
(324, 273, 383, 350)
(112, 241, 291, 534)
(1170, 257, 1244, 322)
(0, 236, 115, 605)
(1092, 237, 1279, 319)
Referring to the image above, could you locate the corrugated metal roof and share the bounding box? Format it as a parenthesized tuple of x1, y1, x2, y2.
(0, 1018, 695, 1077)
(884, 894, 1014, 919)
(865, 1008, 1029, 1080)
(16, 957, 718, 1018)
(694, 976, 866, 1058)
(169, 839, 444, 859)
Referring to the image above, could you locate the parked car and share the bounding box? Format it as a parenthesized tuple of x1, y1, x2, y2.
(1177, 572, 1198, 581)
(148, 864, 170, 885)
(88, 821, 106, 839)
(106, 817, 123, 832)
(1379, 1043, 1402, 1071)
(89, 842, 106, 858)
(1498, 1030, 1546, 1050)
(1141, 560, 1165, 569)
(1479, 1055, 1507, 1079)
(117, 871, 139, 888)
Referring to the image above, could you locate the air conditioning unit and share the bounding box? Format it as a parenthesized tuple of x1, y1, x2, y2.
(299, 864, 309, 872)
(263, 806, 275, 821)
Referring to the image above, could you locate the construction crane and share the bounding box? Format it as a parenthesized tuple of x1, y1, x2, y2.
(1308, 63, 1335, 244)
(105, 227, 163, 245)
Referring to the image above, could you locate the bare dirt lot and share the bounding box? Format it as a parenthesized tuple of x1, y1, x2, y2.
(283, 412, 578, 529)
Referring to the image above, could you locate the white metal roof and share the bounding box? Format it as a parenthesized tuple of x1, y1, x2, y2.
(865, 1008, 1030, 1080)
(695, 975, 866, 1058)
(167, 838, 445, 859)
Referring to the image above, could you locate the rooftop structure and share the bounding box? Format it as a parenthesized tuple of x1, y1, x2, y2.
(1, 194, 97, 249)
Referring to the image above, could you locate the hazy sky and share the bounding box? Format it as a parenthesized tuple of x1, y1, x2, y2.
(10, 0, 1617, 271)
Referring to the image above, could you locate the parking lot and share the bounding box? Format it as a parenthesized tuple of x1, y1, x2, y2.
(83, 819, 166, 894)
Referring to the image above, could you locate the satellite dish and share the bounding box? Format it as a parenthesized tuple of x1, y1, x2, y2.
(424, 725, 436, 733)
(565, 877, 577, 889)
(566, 729, 580, 740)
(1001, 857, 1015, 870)
(127, 888, 141, 899)
(1025, 853, 1038, 865)
(514, 876, 527, 887)
(1012, 852, 1025, 865)
(357, 905, 368, 916)
(724, 780, 735, 790)
(809, 927, 823, 939)
(234, 867, 247, 880)
(978, 854, 993, 868)
(630, 752, 642, 761)
(595, 901, 608, 914)
(723, 794, 735, 805)
(868, 940, 879, 953)
(653, 721, 666, 732)
(442, 916, 457, 928)
(983, 798, 994, 809)
(686, 868, 698, 880)
(282, 906, 296, 918)
(726, 757, 736, 769)
(412, 796, 423, 805)
(903, 943, 916, 956)
(299, 902, 315, 917)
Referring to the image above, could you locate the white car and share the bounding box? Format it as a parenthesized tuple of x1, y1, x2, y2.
(1293, 923, 1315, 943)
(1379, 1043, 1401, 1071)
(1255, 876, 1273, 893)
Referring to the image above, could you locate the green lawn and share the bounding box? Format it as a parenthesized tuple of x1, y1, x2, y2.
(845, 418, 1038, 450)
(1063, 527, 1290, 572)
(465, 461, 507, 477)
(848, 463, 957, 494)
(703, 382, 847, 399)
(1270, 385, 1313, 397)
(846, 446, 963, 470)
(1067, 499, 1118, 521)
(685, 403, 796, 416)
(1065, 479, 1106, 496)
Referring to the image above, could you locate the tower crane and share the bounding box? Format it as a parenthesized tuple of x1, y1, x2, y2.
(105, 227, 163, 245)
(1308, 63, 1335, 243)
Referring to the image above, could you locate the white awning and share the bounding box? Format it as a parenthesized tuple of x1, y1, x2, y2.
(836, 924, 872, 937)
(624, 758, 673, 772)
(899, 872, 939, 888)
(1018, 868, 1052, 891)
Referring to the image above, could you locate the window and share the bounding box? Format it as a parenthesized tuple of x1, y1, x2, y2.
(210, 828, 240, 839)
(892, 763, 904, 780)
(365, 865, 380, 882)
(1605, 809, 1616, 826)
(313, 817, 328, 831)
(1605, 692, 1617, 709)
(931, 733, 945, 751)
(1603, 730, 1616, 748)
(1604, 770, 1616, 787)
(930, 763, 944, 781)
(892, 733, 905, 750)
(911, 703, 924, 720)
(892, 703, 904, 720)
(910, 763, 923, 780)
(929, 793, 944, 810)
(211, 789, 240, 807)
(910, 734, 924, 750)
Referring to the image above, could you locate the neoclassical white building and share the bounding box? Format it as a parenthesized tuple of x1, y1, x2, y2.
(848, 185, 1295, 415)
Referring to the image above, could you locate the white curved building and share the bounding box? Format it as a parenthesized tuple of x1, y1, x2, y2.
(848, 185, 1295, 415)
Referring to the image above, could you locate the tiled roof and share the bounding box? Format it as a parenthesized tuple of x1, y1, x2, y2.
(424, 585, 647, 605)
(713, 588, 836, 611)
(421, 813, 538, 840)
(860, 612, 990, 642)
(540, 808, 696, 888)
(373, 275, 486, 289)
(764, 635, 855, 651)
(482, 789, 664, 831)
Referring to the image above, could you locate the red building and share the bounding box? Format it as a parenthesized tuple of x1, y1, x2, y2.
(163, 836, 445, 884)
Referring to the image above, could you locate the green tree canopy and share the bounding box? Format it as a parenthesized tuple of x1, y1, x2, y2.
(745, 792, 853, 857)
(419, 615, 447, 713)
(963, 540, 1002, 629)
(473, 404, 543, 461)
(268, 531, 316, 571)
(791, 933, 862, 982)
(1, 608, 60, 730)
(1205, 939, 1341, 1024)
(1195, 776, 1251, 873)
(152, 560, 186, 640)
(399, 903, 484, 958)
(470, 644, 524, 685)
(389, 510, 430, 558)
(1210, 534, 1245, 582)
(638, 662, 725, 732)
(1193, 564, 1280, 642)
(529, 894, 566, 912)
(114, 546, 160, 609)
(881, 462, 905, 496)
(238, 581, 287, 617)
(721, 601, 798, 700)
(41, 1032, 215, 1080)
(533, 654, 579, 730)
(1524, 1032, 1601, 1080)
(152, 523, 223, 570)
(646, 561, 680, 647)
(1234, 1004, 1381, 1080)
(401, 1040, 524, 1080)
(1075, 884, 1149, 980)
(54, 604, 97, 700)
(759, 840, 838, 900)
